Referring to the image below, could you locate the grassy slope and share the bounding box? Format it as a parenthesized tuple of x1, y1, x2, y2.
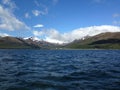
(64, 32, 120, 49)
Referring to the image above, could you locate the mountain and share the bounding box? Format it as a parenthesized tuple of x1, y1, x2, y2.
(0, 36, 56, 49)
(0, 36, 38, 49)
(0, 32, 120, 49)
(64, 32, 120, 49)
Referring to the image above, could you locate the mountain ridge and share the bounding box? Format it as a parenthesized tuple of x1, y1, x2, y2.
(0, 36, 57, 49)
(64, 32, 120, 49)
(0, 32, 120, 49)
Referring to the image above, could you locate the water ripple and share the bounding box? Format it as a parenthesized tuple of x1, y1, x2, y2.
(0, 49, 120, 90)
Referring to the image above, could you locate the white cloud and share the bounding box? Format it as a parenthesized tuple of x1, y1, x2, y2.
(113, 13, 120, 18)
(0, 33, 9, 37)
(33, 24, 44, 28)
(33, 25, 120, 44)
(33, 0, 48, 16)
(0, 5, 30, 31)
(24, 36, 41, 41)
(31, 36, 41, 41)
(25, 13, 30, 18)
(33, 30, 44, 36)
(45, 37, 63, 44)
(2, 0, 16, 10)
(32, 9, 48, 16)
(32, 10, 40, 16)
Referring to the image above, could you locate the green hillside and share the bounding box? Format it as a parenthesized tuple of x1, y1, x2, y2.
(64, 32, 120, 49)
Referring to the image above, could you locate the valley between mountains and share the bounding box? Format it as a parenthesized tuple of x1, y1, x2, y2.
(0, 32, 120, 49)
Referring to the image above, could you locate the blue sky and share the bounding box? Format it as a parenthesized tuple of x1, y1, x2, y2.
(0, 0, 120, 43)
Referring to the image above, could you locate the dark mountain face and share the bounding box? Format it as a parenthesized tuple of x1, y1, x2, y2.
(0, 36, 57, 49)
(0, 37, 36, 49)
(90, 39, 120, 45)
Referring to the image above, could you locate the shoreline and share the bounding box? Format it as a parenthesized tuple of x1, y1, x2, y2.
(0, 48, 120, 50)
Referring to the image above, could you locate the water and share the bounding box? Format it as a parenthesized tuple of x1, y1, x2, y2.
(0, 49, 120, 90)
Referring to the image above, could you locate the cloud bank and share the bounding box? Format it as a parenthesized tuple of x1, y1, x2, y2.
(0, 33, 9, 37)
(33, 25, 120, 44)
(0, 4, 30, 31)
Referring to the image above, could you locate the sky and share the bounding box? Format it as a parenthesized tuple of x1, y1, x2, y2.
(0, 0, 120, 43)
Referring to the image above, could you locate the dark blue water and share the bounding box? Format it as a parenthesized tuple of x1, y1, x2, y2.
(0, 49, 120, 90)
